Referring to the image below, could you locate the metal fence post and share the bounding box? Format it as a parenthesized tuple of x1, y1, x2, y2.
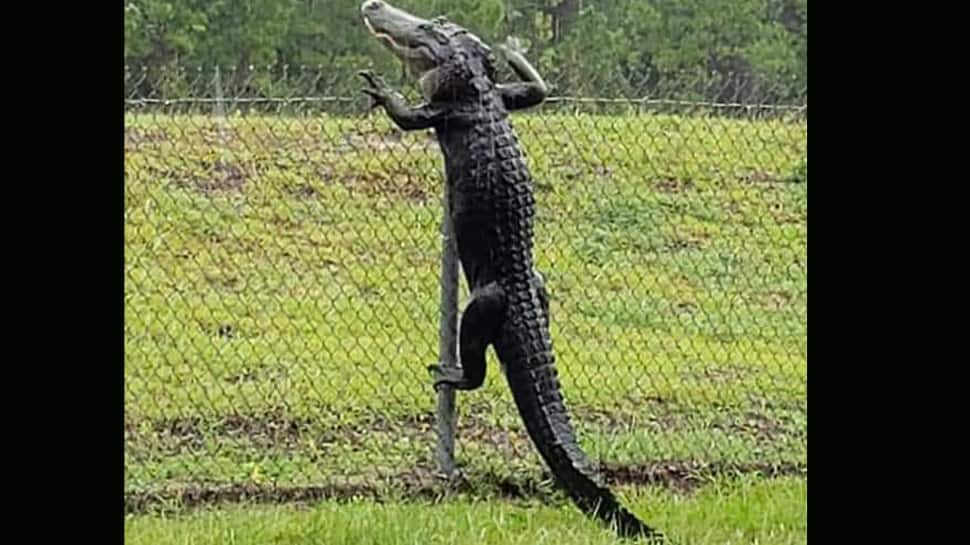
(435, 174, 460, 478)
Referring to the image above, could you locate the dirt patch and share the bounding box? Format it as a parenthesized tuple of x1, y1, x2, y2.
(601, 460, 805, 493)
(285, 182, 318, 199)
(740, 170, 806, 187)
(129, 409, 442, 459)
(572, 398, 796, 445)
(355, 412, 437, 433)
(166, 159, 249, 195)
(341, 166, 435, 203)
(739, 171, 781, 185)
(224, 363, 289, 385)
(198, 160, 247, 194)
(124, 460, 806, 514)
(756, 290, 794, 310)
(144, 410, 313, 453)
(771, 205, 807, 225)
(672, 301, 698, 315)
(664, 237, 704, 252)
(584, 165, 615, 180)
(127, 399, 802, 461)
(681, 363, 753, 384)
(555, 163, 614, 184)
(337, 128, 438, 154)
(125, 400, 805, 512)
(572, 404, 685, 433)
(713, 411, 790, 443)
(124, 467, 551, 514)
(654, 177, 695, 194)
(459, 423, 533, 458)
(125, 127, 165, 150)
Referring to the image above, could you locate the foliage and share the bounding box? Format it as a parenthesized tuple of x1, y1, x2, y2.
(124, 0, 807, 101)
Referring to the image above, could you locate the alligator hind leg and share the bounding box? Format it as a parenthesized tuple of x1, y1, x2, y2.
(431, 282, 506, 391)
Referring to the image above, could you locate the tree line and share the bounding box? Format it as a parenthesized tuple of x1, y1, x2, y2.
(124, 0, 807, 103)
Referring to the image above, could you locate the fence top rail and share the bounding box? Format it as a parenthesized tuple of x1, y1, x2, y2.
(123, 95, 807, 112)
(124, 64, 807, 111)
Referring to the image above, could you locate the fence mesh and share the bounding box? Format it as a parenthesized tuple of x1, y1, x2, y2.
(124, 65, 806, 511)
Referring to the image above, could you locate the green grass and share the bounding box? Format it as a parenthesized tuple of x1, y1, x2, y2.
(124, 110, 806, 498)
(125, 477, 806, 545)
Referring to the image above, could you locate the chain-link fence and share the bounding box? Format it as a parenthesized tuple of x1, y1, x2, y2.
(124, 65, 806, 512)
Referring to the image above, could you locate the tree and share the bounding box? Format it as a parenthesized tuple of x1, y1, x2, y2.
(124, 0, 807, 103)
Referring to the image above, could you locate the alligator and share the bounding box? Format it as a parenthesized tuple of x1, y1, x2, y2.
(358, 1, 665, 541)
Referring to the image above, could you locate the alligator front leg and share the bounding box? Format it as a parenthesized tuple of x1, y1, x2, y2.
(496, 47, 549, 111)
(358, 70, 445, 130)
(430, 282, 506, 391)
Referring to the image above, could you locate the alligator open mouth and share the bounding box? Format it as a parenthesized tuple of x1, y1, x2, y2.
(362, 16, 404, 50)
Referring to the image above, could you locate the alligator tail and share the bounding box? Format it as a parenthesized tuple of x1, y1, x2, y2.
(504, 357, 665, 541)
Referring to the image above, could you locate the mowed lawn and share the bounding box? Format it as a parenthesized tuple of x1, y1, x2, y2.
(124, 109, 806, 503)
(126, 477, 806, 545)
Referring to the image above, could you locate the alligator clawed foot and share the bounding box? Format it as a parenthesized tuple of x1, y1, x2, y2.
(357, 70, 392, 109)
(428, 363, 466, 391)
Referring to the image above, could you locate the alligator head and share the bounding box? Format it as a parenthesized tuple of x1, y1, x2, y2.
(360, 0, 496, 100)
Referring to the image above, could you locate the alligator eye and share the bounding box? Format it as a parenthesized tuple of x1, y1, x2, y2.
(364, 0, 382, 11)
(432, 16, 448, 24)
